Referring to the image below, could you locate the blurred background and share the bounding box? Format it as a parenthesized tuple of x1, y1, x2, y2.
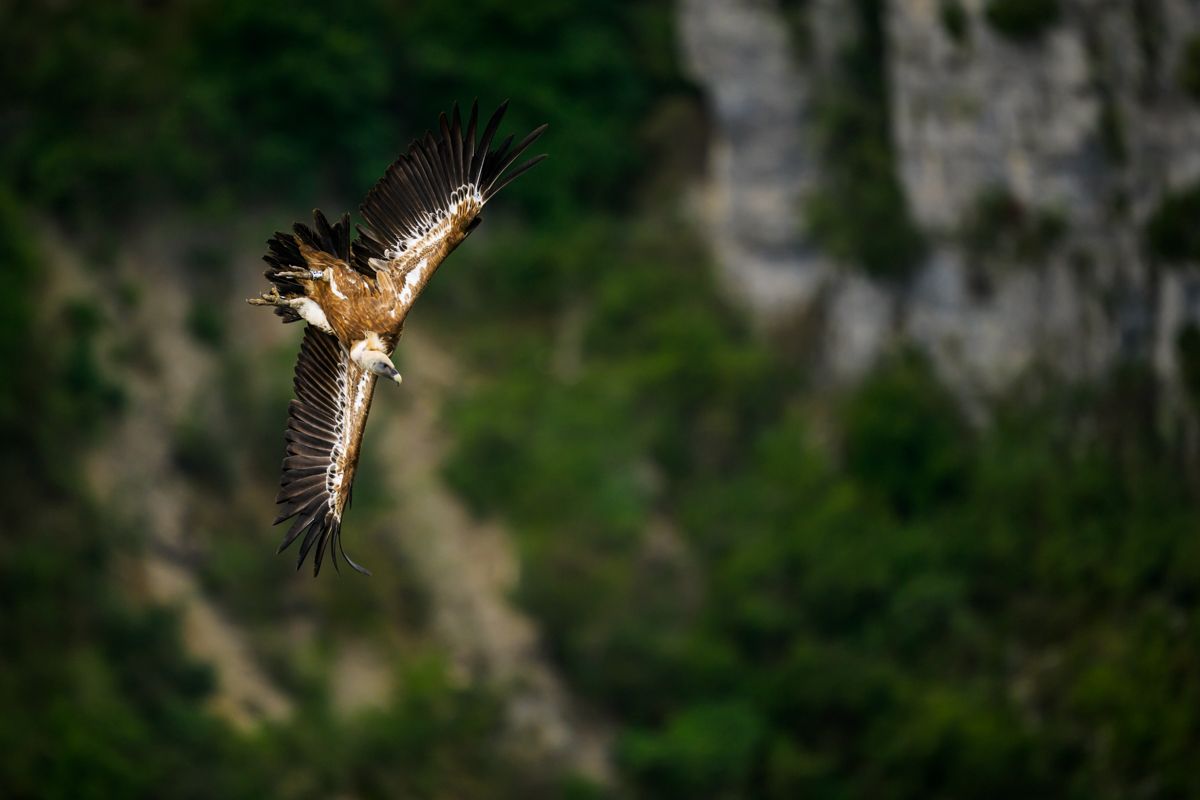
(4, 0, 1200, 797)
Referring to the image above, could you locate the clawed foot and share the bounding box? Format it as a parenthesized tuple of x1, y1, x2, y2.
(248, 287, 287, 307)
(275, 268, 328, 282)
(248, 288, 333, 333)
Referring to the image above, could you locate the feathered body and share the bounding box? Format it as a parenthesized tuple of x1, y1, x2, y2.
(249, 102, 546, 576)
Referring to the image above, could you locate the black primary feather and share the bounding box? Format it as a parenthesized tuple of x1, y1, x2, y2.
(263, 209, 357, 318)
(351, 100, 547, 274)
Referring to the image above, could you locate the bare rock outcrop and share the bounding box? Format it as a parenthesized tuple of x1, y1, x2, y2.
(680, 0, 1200, 399)
(679, 0, 834, 316)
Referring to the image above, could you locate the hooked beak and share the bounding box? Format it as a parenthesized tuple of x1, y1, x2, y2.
(358, 343, 403, 386)
(368, 358, 403, 385)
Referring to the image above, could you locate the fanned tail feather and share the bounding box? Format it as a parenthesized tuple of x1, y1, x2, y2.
(262, 210, 355, 323)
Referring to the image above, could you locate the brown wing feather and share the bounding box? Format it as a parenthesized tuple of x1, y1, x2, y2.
(275, 327, 378, 576)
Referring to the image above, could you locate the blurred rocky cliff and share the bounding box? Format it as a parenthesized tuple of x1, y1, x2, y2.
(11, 3, 1200, 795)
(681, 0, 1200, 407)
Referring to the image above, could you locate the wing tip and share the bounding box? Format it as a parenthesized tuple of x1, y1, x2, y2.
(275, 514, 370, 578)
(272, 329, 373, 578)
(352, 100, 546, 271)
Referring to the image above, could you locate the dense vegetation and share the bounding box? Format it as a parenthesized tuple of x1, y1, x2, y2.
(806, 0, 926, 280)
(1144, 182, 1200, 264)
(939, 0, 971, 45)
(440, 225, 1200, 797)
(984, 0, 1062, 41)
(4, 2, 1200, 799)
(1179, 36, 1200, 101)
(961, 187, 1066, 266)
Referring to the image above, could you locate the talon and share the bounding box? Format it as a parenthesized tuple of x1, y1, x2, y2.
(277, 268, 327, 281)
(247, 287, 288, 306)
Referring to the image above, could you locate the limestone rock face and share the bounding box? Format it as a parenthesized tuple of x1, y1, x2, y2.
(678, 0, 833, 316)
(889, 3, 1101, 232)
(679, 0, 1200, 398)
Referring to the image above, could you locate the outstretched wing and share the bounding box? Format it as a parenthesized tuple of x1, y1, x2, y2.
(351, 101, 548, 311)
(274, 327, 379, 576)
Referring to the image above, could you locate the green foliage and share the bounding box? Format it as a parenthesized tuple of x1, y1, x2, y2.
(446, 373, 651, 541)
(258, 657, 543, 799)
(807, 0, 926, 279)
(1, 1, 399, 213)
(962, 186, 1067, 264)
(1135, 0, 1166, 83)
(1179, 36, 1200, 100)
(0, 0, 675, 225)
(186, 300, 226, 348)
(0, 195, 266, 799)
(984, 0, 1062, 41)
(620, 702, 765, 796)
(444, 224, 1200, 795)
(779, 1, 814, 61)
(173, 413, 236, 491)
(1098, 92, 1128, 164)
(940, 0, 970, 45)
(441, 222, 795, 720)
(1144, 183, 1200, 263)
(0, 191, 39, 447)
(183, 1, 398, 202)
(1177, 324, 1200, 412)
(424, 219, 619, 320)
(842, 351, 970, 516)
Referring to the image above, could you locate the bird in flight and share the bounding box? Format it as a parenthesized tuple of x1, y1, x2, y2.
(248, 101, 546, 576)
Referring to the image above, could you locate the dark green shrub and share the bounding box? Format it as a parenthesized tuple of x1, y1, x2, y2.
(1098, 94, 1128, 164)
(806, 146, 927, 279)
(841, 351, 970, 516)
(1135, 0, 1166, 81)
(1179, 36, 1200, 100)
(940, 0, 970, 45)
(172, 416, 234, 491)
(962, 186, 1067, 263)
(620, 702, 765, 797)
(807, 0, 926, 279)
(985, 0, 1061, 41)
(1144, 184, 1200, 263)
(186, 300, 226, 348)
(780, 0, 814, 60)
(1177, 324, 1200, 412)
(0, 191, 38, 442)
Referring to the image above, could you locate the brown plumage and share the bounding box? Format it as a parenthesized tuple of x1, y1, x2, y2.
(249, 101, 547, 576)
